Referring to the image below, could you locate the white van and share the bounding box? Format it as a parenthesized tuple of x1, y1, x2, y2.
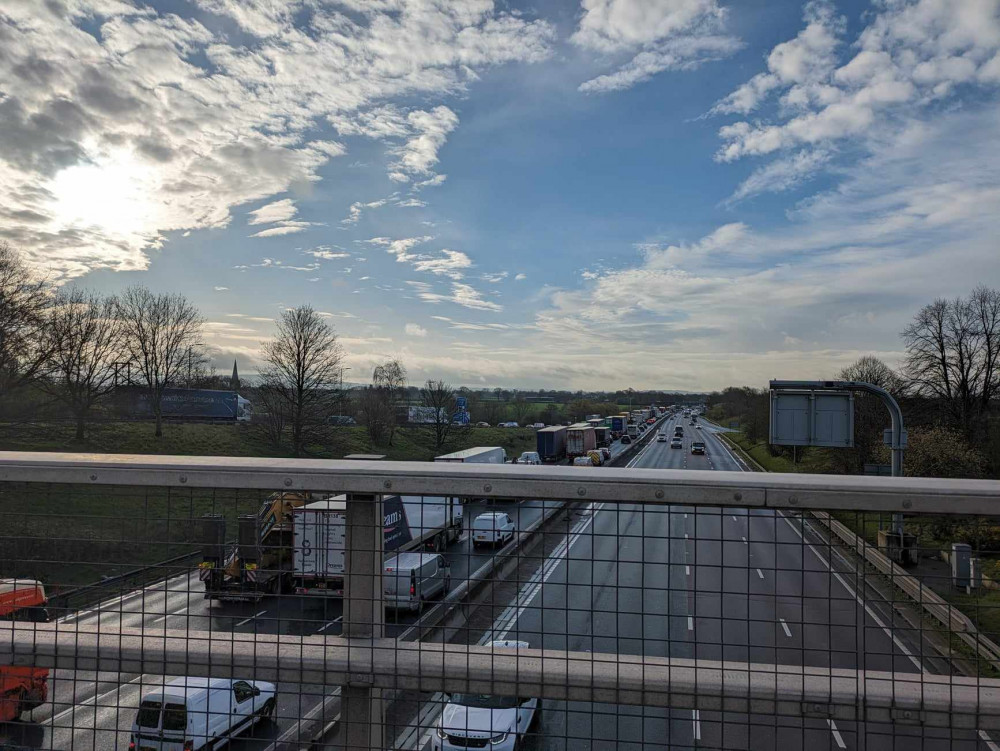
(383, 552, 451, 613)
(130, 677, 275, 751)
(471, 512, 516, 547)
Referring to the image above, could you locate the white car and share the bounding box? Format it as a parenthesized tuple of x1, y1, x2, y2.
(130, 677, 276, 751)
(435, 641, 539, 751)
(471, 512, 516, 547)
(657, 433, 667, 442)
(514, 451, 541, 465)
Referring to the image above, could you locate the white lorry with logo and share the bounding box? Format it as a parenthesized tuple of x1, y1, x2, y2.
(292, 494, 462, 597)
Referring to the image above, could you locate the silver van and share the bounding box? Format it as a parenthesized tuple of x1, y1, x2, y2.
(129, 677, 275, 751)
(383, 552, 451, 613)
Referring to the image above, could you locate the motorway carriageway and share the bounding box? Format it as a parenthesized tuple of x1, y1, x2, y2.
(0, 435, 638, 751)
(405, 414, 1000, 751)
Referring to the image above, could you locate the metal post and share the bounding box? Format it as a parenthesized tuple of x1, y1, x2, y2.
(342, 490, 384, 750)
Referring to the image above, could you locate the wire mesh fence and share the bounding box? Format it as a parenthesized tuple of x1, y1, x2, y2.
(2, 446, 1000, 751)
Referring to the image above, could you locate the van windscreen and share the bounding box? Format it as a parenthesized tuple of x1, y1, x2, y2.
(136, 701, 161, 728)
(163, 703, 187, 731)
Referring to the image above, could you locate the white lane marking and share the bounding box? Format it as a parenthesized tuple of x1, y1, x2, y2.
(315, 616, 343, 633)
(684, 533, 689, 540)
(685, 565, 691, 576)
(741, 535, 747, 545)
(150, 605, 189, 624)
(692, 710, 702, 741)
(485, 502, 604, 644)
(732, 515, 738, 522)
(48, 673, 145, 725)
(778, 514, 924, 673)
(687, 616, 694, 631)
(979, 730, 1000, 751)
(235, 609, 266, 627)
(827, 719, 847, 749)
(779, 618, 792, 638)
(756, 568, 764, 580)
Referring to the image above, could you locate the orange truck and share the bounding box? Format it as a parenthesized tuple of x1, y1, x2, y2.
(0, 579, 50, 722)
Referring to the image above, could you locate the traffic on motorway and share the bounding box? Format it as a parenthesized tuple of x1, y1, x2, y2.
(1, 407, 672, 751)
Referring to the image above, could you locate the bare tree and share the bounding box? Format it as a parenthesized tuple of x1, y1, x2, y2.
(260, 306, 343, 456)
(117, 286, 205, 437)
(0, 242, 49, 414)
(421, 379, 457, 448)
(373, 358, 407, 445)
(358, 384, 393, 446)
(39, 289, 123, 439)
(903, 289, 1000, 437)
(251, 379, 290, 451)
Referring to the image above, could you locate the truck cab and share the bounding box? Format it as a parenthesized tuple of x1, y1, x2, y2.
(1, 579, 50, 722)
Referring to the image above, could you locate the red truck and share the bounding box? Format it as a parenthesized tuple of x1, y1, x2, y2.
(1, 579, 50, 723)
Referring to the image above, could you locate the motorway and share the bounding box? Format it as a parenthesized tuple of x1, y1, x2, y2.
(409, 414, 997, 750)
(0, 437, 638, 751)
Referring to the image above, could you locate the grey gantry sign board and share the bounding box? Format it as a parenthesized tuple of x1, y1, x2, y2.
(769, 389, 854, 448)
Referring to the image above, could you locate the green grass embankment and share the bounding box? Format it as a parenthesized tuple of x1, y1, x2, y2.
(0, 421, 538, 587)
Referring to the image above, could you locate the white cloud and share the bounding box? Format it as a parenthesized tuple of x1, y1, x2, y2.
(412, 250, 473, 280)
(714, 0, 1000, 163)
(481, 271, 509, 283)
(526, 102, 1000, 388)
(248, 198, 297, 225)
(341, 198, 390, 225)
(572, 0, 741, 92)
(214, 286, 228, 291)
(250, 222, 312, 238)
(405, 323, 428, 337)
(305, 246, 350, 260)
(515, 273, 527, 281)
(417, 282, 503, 312)
(726, 149, 832, 203)
(0, 0, 553, 278)
(396, 198, 427, 208)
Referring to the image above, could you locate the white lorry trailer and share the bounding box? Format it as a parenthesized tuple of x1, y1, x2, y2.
(434, 446, 507, 464)
(292, 494, 462, 597)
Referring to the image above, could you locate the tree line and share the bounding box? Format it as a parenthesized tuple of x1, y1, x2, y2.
(707, 285, 1000, 478)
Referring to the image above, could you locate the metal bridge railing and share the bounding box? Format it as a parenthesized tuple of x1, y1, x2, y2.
(2, 451, 1000, 750)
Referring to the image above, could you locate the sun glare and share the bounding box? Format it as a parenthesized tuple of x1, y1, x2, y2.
(49, 150, 159, 238)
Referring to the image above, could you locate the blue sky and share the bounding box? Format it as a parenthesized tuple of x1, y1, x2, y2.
(2, 0, 1000, 390)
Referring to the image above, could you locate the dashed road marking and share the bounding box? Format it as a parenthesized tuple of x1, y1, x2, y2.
(779, 618, 792, 638)
(827, 719, 847, 749)
(741, 536, 748, 545)
(692, 710, 702, 741)
(235, 610, 266, 627)
(687, 616, 694, 631)
(756, 568, 764, 580)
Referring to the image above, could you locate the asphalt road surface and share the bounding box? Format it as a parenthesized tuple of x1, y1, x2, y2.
(426, 414, 997, 751)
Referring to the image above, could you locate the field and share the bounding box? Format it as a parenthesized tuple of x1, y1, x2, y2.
(0, 420, 539, 589)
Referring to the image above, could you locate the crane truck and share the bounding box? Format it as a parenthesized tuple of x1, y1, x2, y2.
(1, 579, 49, 723)
(198, 492, 311, 602)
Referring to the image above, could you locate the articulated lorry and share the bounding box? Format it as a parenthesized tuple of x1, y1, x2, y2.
(292, 494, 462, 597)
(610, 415, 628, 439)
(1, 579, 49, 722)
(198, 492, 310, 602)
(535, 426, 567, 462)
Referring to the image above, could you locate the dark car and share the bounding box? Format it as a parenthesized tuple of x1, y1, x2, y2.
(620, 435, 632, 444)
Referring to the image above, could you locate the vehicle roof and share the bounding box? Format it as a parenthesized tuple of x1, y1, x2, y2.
(298, 496, 348, 512)
(0, 579, 43, 595)
(142, 677, 236, 704)
(536, 425, 565, 433)
(384, 552, 442, 569)
(473, 511, 508, 520)
(435, 446, 503, 460)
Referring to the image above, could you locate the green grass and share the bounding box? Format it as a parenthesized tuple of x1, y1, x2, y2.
(718, 431, 800, 473)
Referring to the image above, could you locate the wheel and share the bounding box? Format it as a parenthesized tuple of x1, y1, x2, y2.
(262, 698, 277, 723)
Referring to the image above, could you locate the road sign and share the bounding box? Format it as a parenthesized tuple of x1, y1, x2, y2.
(769, 389, 854, 447)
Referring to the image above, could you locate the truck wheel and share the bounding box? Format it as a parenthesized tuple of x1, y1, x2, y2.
(259, 698, 277, 725)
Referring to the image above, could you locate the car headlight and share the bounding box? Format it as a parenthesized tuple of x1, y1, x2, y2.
(490, 732, 508, 744)
(436, 724, 447, 739)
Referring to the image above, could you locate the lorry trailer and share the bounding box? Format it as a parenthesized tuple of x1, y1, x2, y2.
(566, 423, 597, 458)
(1, 579, 49, 722)
(293, 494, 462, 597)
(535, 426, 567, 462)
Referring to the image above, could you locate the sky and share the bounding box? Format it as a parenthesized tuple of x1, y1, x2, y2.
(2, 0, 1000, 392)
